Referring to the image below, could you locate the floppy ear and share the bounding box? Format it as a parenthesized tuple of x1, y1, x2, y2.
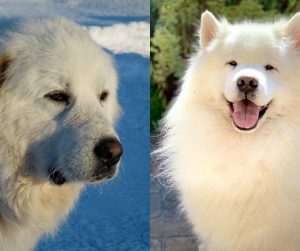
(0, 53, 11, 86)
(286, 12, 300, 48)
(200, 11, 220, 48)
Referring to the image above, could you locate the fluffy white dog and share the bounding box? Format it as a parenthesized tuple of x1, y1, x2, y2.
(158, 11, 300, 251)
(0, 17, 122, 250)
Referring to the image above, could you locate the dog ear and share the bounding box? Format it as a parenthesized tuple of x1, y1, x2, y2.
(199, 11, 220, 49)
(286, 13, 300, 48)
(0, 53, 11, 86)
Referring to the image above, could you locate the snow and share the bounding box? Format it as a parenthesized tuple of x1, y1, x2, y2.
(87, 22, 150, 57)
(0, 1, 149, 250)
(37, 54, 150, 251)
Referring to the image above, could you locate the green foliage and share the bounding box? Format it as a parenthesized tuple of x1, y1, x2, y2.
(207, 0, 278, 21)
(151, 26, 183, 88)
(150, 0, 201, 132)
(150, 0, 159, 37)
(151, 0, 201, 89)
(150, 79, 167, 132)
(286, 0, 300, 13)
(150, 0, 300, 132)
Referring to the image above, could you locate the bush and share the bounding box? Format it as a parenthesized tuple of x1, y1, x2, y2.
(150, 78, 167, 132)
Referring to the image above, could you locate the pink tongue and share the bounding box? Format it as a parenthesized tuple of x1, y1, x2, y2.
(232, 100, 260, 129)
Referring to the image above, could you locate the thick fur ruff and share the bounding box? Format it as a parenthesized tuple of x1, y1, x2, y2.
(158, 11, 300, 251)
(0, 17, 120, 250)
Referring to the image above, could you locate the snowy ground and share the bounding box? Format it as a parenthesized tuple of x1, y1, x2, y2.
(0, 1, 149, 250)
(37, 53, 150, 251)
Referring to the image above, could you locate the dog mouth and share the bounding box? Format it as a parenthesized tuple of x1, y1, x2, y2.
(89, 165, 118, 183)
(48, 166, 118, 185)
(226, 98, 270, 131)
(48, 160, 119, 185)
(48, 168, 66, 185)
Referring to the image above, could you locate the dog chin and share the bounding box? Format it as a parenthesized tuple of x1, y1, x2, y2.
(232, 121, 260, 133)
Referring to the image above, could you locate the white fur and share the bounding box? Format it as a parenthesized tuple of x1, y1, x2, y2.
(224, 65, 275, 106)
(158, 11, 300, 251)
(0, 17, 120, 250)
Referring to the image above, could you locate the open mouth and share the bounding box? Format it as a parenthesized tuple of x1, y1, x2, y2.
(226, 99, 270, 131)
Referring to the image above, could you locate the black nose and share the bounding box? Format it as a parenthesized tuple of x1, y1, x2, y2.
(237, 77, 258, 93)
(94, 138, 123, 168)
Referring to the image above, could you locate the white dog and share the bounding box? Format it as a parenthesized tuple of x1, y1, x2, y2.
(158, 11, 300, 251)
(0, 17, 122, 251)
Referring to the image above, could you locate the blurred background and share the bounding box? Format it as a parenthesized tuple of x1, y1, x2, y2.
(150, 0, 300, 132)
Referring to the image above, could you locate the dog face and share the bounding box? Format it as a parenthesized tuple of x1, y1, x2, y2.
(221, 28, 280, 132)
(180, 11, 300, 134)
(0, 18, 122, 185)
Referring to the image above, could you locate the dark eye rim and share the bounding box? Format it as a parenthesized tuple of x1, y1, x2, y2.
(265, 64, 277, 71)
(100, 91, 109, 102)
(226, 60, 238, 68)
(44, 90, 70, 105)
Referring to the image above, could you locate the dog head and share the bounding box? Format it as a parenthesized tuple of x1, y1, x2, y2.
(0, 18, 122, 185)
(181, 11, 300, 134)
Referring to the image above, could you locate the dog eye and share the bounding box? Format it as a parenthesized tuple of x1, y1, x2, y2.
(100, 91, 109, 102)
(44, 91, 70, 105)
(226, 60, 238, 68)
(265, 64, 275, 71)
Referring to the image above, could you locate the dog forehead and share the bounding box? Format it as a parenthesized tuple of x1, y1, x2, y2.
(221, 24, 284, 63)
(6, 18, 117, 90)
(225, 24, 277, 49)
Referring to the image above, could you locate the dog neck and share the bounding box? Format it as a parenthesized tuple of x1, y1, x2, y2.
(0, 160, 83, 250)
